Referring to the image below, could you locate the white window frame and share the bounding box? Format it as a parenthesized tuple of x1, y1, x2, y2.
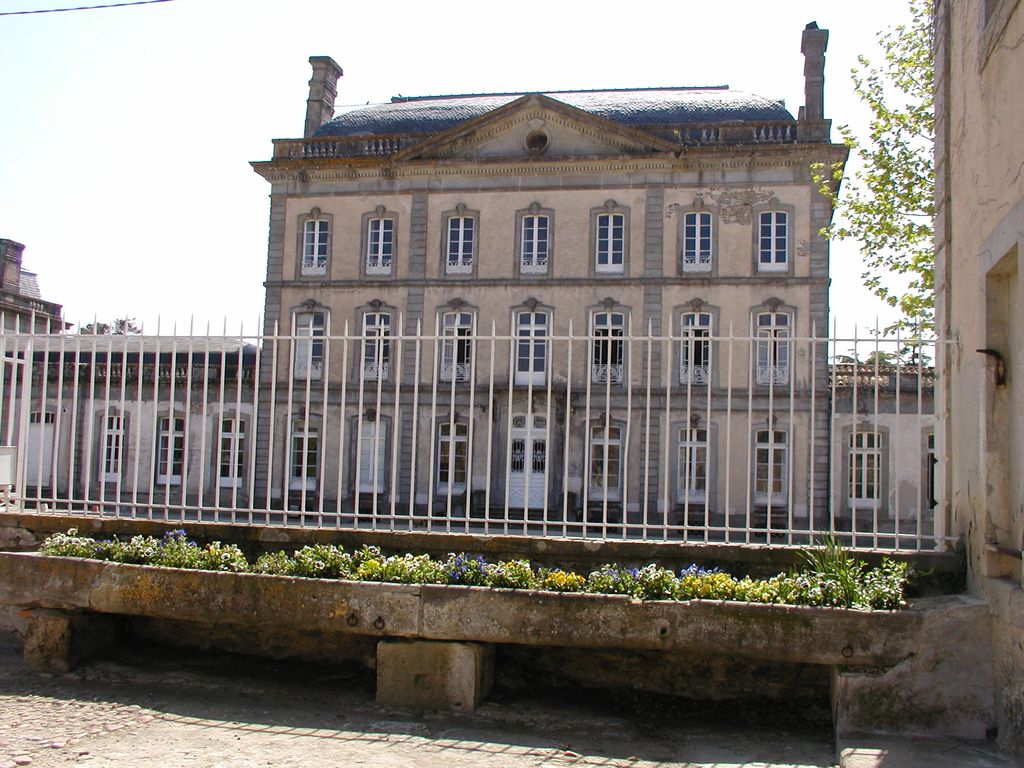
(588, 424, 623, 501)
(595, 212, 625, 273)
(446, 216, 475, 274)
(357, 420, 387, 494)
(520, 214, 549, 275)
(514, 310, 549, 386)
(440, 311, 473, 383)
(754, 429, 788, 504)
(289, 419, 319, 492)
(591, 311, 625, 385)
(293, 311, 326, 380)
(757, 211, 788, 272)
(436, 422, 469, 495)
(848, 431, 882, 509)
(755, 312, 790, 385)
(677, 427, 709, 504)
(362, 311, 391, 382)
(156, 415, 185, 486)
(680, 312, 712, 385)
(100, 413, 125, 483)
(301, 218, 330, 276)
(682, 211, 713, 272)
(218, 416, 246, 489)
(365, 217, 395, 276)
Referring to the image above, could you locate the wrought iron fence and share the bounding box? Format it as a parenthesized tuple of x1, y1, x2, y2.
(0, 318, 947, 550)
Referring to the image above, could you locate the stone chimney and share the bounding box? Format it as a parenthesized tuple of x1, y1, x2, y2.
(0, 239, 24, 294)
(800, 22, 829, 122)
(304, 56, 344, 138)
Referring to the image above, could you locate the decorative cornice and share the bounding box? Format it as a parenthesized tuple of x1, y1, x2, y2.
(252, 143, 847, 185)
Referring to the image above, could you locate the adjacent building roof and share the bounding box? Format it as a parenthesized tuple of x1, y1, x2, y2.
(315, 87, 793, 138)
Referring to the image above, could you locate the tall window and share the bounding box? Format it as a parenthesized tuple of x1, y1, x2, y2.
(440, 311, 473, 383)
(362, 312, 391, 381)
(595, 213, 625, 272)
(592, 311, 625, 385)
(357, 421, 387, 493)
(677, 427, 709, 504)
(156, 416, 185, 486)
(446, 216, 475, 274)
(755, 429, 788, 503)
(101, 414, 124, 482)
(755, 312, 790, 385)
(680, 312, 712, 385)
(437, 423, 468, 495)
(294, 311, 326, 380)
(848, 431, 882, 509)
(514, 310, 548, 386)
(365, 217, 394, 276)
(289, 420, 318, 491)
(301, 219, 329, 276)
(218, 417, 246, 489)
(758, 211, 788, 271)
(520, 215, 549, 274)
(589, 425, 622, 500)
(682, 211, 712, 272)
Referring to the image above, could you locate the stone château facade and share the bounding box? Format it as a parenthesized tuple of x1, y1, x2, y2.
(250, 25, 847, 531)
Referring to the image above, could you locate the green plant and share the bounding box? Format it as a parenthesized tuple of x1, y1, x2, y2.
(36, 529, 911, 611)
(39, 529, 101, 559)
(290, 544, 352, 579)
(443, 553, 489, 586)
(253, 550, 294, 576)
(485, 559, 537, 589)
(632, 564, 678, 600)
(585, 565, 638, 597)
(798, 535, 866, 607)
(537, 568, 587, 593)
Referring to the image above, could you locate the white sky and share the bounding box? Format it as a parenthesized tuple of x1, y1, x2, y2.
(0, 0, 912, 336)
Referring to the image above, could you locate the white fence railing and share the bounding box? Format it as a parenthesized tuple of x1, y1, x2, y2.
(0, 320, 946, 550)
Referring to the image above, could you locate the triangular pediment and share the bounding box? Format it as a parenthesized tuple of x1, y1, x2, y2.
(391, 94, 677, 163)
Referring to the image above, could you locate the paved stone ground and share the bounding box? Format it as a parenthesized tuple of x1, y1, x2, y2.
(0, 631, 839, 768)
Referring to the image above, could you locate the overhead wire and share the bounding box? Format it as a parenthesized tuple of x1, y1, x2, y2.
(0, 0, 172, 16)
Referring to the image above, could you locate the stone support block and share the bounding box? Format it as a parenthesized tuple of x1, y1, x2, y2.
(831, 595, 995, 740)
(21, 608, 116, 673)
(376, 640, 493, 713)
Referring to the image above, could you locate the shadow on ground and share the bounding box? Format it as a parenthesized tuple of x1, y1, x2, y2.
(0, 631, 837, 768)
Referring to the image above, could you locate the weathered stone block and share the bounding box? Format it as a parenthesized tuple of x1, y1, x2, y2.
(832, 594, 995, 740)
(376, 640, 493, 713)
(21, 609, 116, 673)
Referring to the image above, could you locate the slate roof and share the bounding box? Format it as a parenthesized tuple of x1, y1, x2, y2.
(315, 87, 794, 138)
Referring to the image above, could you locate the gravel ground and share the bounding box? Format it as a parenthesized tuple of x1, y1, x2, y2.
(0, 631, 837, 768)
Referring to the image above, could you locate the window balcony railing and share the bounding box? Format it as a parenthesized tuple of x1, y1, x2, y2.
(679, 363, 710, 385)
(362, 362, 390, 382)
(756, 365, 789, 385)
(439, 361, 471, 383)
(591, 363, 624, 385)
(520, 260, 547, 275)
(294, 360, 323, 380)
